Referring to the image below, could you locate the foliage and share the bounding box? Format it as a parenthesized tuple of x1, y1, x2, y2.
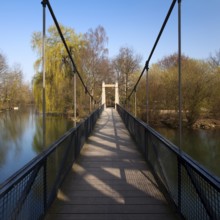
(31, 22, 220, 127)
(32, 25, 84, 114)
(0, 52, 32, 109)
(32, 25, 111, 116)
(182, 58, 213, 125)
(207, 49, 220, 117)
(135, 53, 216, 126)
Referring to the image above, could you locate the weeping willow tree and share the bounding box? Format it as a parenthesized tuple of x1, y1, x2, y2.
(32, 24, 87, 114)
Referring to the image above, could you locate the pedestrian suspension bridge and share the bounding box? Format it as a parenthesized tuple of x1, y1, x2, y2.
(0, 1, 220, 220)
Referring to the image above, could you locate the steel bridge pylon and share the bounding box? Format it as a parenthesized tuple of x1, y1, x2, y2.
(101, 81, 119, 109)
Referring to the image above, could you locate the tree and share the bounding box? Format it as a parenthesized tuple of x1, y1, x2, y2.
(209, 49, 220, 70)
(208, 50, 220, 117)
(112, 47, 141, 102)
(0, 52, 8, 108)
(182, 59, 212, 125)
(32, 24, 86, 114)
(81, 26, 110, 99)
(7, 64, 24, 106)
(149, 54, 213, 126)
(0, 52, 31, 109)
(0, 52, 8, 75)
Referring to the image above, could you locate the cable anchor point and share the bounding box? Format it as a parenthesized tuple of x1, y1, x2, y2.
(41, 0, 47, 7)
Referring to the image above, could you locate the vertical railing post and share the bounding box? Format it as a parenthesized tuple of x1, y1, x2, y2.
(43, 159, 47, 215)
(134, 88, 137, 117)
(177, 156, 182, 213)
(144, 128, 148, 161)
(73, 72, 77, 127)
(90, 96, 92, 113)
(127, 99, 130, 113)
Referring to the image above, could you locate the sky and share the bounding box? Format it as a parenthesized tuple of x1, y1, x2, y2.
(0, 0, 220, 82)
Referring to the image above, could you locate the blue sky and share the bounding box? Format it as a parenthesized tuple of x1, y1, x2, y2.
(0, 0, 220, 82)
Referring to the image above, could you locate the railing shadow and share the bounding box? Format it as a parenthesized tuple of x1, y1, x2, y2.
(45, 108, 178, 219)
(0, 105, 104, 220)
(117, 104, 220, 220)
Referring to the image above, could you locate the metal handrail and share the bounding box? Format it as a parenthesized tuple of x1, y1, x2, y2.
(0, 105, 104, 220)
(117, 104, 220, 219)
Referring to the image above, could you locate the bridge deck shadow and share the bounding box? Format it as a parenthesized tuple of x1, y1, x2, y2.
(45, 108, 180, 220)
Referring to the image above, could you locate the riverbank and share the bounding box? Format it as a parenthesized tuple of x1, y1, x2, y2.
(192, 118, 220, 129)
(148, 114, 220, 130)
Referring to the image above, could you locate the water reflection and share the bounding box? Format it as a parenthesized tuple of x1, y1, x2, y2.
(154, 127, 220, 178)
(32, 115, 73, 153)
(0, 108, 72, 184)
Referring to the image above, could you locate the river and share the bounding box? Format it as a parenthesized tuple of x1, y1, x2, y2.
(154, 126, 220, 178)
(0, 108, 219, 185)
(0, 107, 73, 184)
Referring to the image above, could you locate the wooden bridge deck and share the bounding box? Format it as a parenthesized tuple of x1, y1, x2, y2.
(45, 108, 180, 220)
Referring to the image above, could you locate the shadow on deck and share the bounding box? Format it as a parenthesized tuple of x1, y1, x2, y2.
(45, 108, 180, 220)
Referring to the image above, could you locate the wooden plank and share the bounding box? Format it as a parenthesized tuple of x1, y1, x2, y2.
(52, 196, 165, 205)
(48, 204, 172, 214)
(45, 109, 180, 220)
(46, 213, 179, 220)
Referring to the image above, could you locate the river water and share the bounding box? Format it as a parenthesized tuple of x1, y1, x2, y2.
(0, 108, 220, 185)
(154, 126, 220, 178)
(0, 107, 73, 184)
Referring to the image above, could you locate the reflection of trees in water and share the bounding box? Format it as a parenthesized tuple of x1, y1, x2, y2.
(0, 139, 7, 168)
(0, 108, 72, 183)
(0, 110, 30, 167)
(32, 117, 44, 153)
(32, 116, 73, 154)
(0, 111, 26, 141)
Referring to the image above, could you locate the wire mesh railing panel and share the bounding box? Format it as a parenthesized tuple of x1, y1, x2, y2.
(180, 164, 210, 219)
(0, 164, 44, 220)
(117, 104, 220, 220)
(46, 148, 62, 203)
(180, 162, 220, 219)
(15, 167, 45, 220)
(78, 123, 86, 151)
(148, 132, 179, 204)
(64, 132, 77, 170)
(134, 122, 146, 154)
(0, 105, 103, 220)
(45, 131, 77, 208)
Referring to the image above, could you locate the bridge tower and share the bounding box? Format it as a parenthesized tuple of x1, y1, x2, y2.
(102, 82, 119, 109)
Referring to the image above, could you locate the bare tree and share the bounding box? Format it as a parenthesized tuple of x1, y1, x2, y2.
(0, 53, 8, 75)
(0, 53, 8, 108)
(209, 49, 220, 70)
(208, 49, 220, 117)
(0, 52, 32, 109)
(81, 26, 110, 98)
(112, 47, 141, 101)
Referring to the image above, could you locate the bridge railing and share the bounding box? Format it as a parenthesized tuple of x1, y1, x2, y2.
(0, 105, 103, 220)
(117, 104, 220, 220)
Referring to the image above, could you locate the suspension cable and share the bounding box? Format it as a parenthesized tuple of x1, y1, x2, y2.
(127, 0, 177, 101)
(42, 0, 96, 102)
